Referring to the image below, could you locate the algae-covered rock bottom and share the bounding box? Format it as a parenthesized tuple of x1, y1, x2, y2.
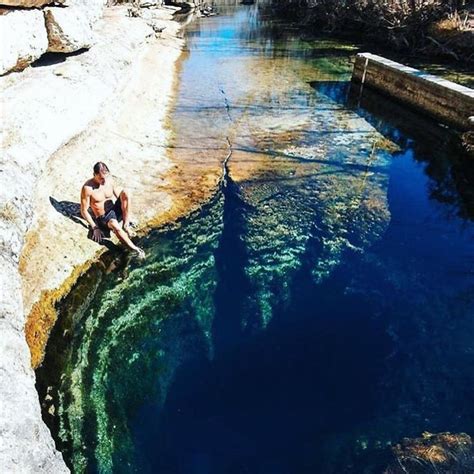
(37, 2, 474, 473)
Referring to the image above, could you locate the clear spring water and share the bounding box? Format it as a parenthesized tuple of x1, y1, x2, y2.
(37, 2, 474, 472)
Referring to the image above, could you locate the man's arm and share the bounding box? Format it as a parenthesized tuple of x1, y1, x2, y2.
(80, 186, 97, 229)
(112, 178, 123, 199)
(81, 186, 103, 242)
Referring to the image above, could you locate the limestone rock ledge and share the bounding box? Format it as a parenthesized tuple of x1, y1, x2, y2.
(0, 0, 107, 75)
(0, 6, 183, 472)
(0, 10, 49, 74)
(0, 0, 56, 7)
(44, 6, 95, 53)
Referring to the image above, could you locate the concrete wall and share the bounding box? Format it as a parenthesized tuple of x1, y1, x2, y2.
(351, 52, 474, 131)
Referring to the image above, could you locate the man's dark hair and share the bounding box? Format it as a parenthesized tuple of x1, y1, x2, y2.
(93, 162, 110, 175)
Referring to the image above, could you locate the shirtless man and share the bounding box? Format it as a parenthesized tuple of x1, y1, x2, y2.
(80, 162, 145, 259)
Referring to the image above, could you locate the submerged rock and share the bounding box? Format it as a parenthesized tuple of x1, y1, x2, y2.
(461, 130, 474, 158)
(385, 432, 474, 473)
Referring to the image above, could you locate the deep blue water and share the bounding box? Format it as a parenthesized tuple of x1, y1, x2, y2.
(37, 1, 474, 473)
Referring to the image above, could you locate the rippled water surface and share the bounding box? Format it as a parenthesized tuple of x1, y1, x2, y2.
(37, 2, 474, 472)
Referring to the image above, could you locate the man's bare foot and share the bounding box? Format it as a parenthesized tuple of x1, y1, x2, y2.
(132, 247, 146, 260)
(123, 223, 137, 238)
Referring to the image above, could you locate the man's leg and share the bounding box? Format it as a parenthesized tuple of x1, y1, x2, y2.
(118, 189, 137, 237)
(108, 219, 143, 255)
(119, 189, 131, 228)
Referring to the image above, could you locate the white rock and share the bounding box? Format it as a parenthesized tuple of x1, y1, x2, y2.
(0, 0, 57, 6)
(139, 0, 162, 8)
(60, 0, 106, 24)
(0, 0, 49, 4)
(0, 319, 69, 473)
(53, 61, 83, 77)
(44, 6, 95, 53)
(0, 10, 48, 75)
(0, 0, 56, 8)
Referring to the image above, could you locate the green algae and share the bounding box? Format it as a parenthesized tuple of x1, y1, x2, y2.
(38, 196, 224, 473)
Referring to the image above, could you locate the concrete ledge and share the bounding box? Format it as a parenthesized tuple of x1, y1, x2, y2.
(352, 52, 474, 131)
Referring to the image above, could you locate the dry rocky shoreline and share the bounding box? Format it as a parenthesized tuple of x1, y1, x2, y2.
(0, 2, 194, 471)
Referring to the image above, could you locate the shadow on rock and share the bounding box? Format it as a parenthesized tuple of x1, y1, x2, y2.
(49, 197, 86, 228)
(49, 196, 119, 251)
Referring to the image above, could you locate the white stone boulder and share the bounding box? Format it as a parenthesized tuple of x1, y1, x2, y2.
(60, 0, 105, 24)
(139, 0, 162, 8)
(0, 0, 56, 6)
(44, 6, 95, 53)
(0, 10, 48, 75)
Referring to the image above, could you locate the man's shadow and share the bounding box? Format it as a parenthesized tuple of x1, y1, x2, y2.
(49, 197, 119, 251)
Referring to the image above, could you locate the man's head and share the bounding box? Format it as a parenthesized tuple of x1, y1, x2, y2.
(93, 162, 110, 185)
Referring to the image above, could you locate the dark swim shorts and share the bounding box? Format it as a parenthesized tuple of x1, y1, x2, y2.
(96, 197, 123, 233)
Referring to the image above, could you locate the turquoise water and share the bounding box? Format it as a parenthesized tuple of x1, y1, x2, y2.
(37, 2, 474, 473)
